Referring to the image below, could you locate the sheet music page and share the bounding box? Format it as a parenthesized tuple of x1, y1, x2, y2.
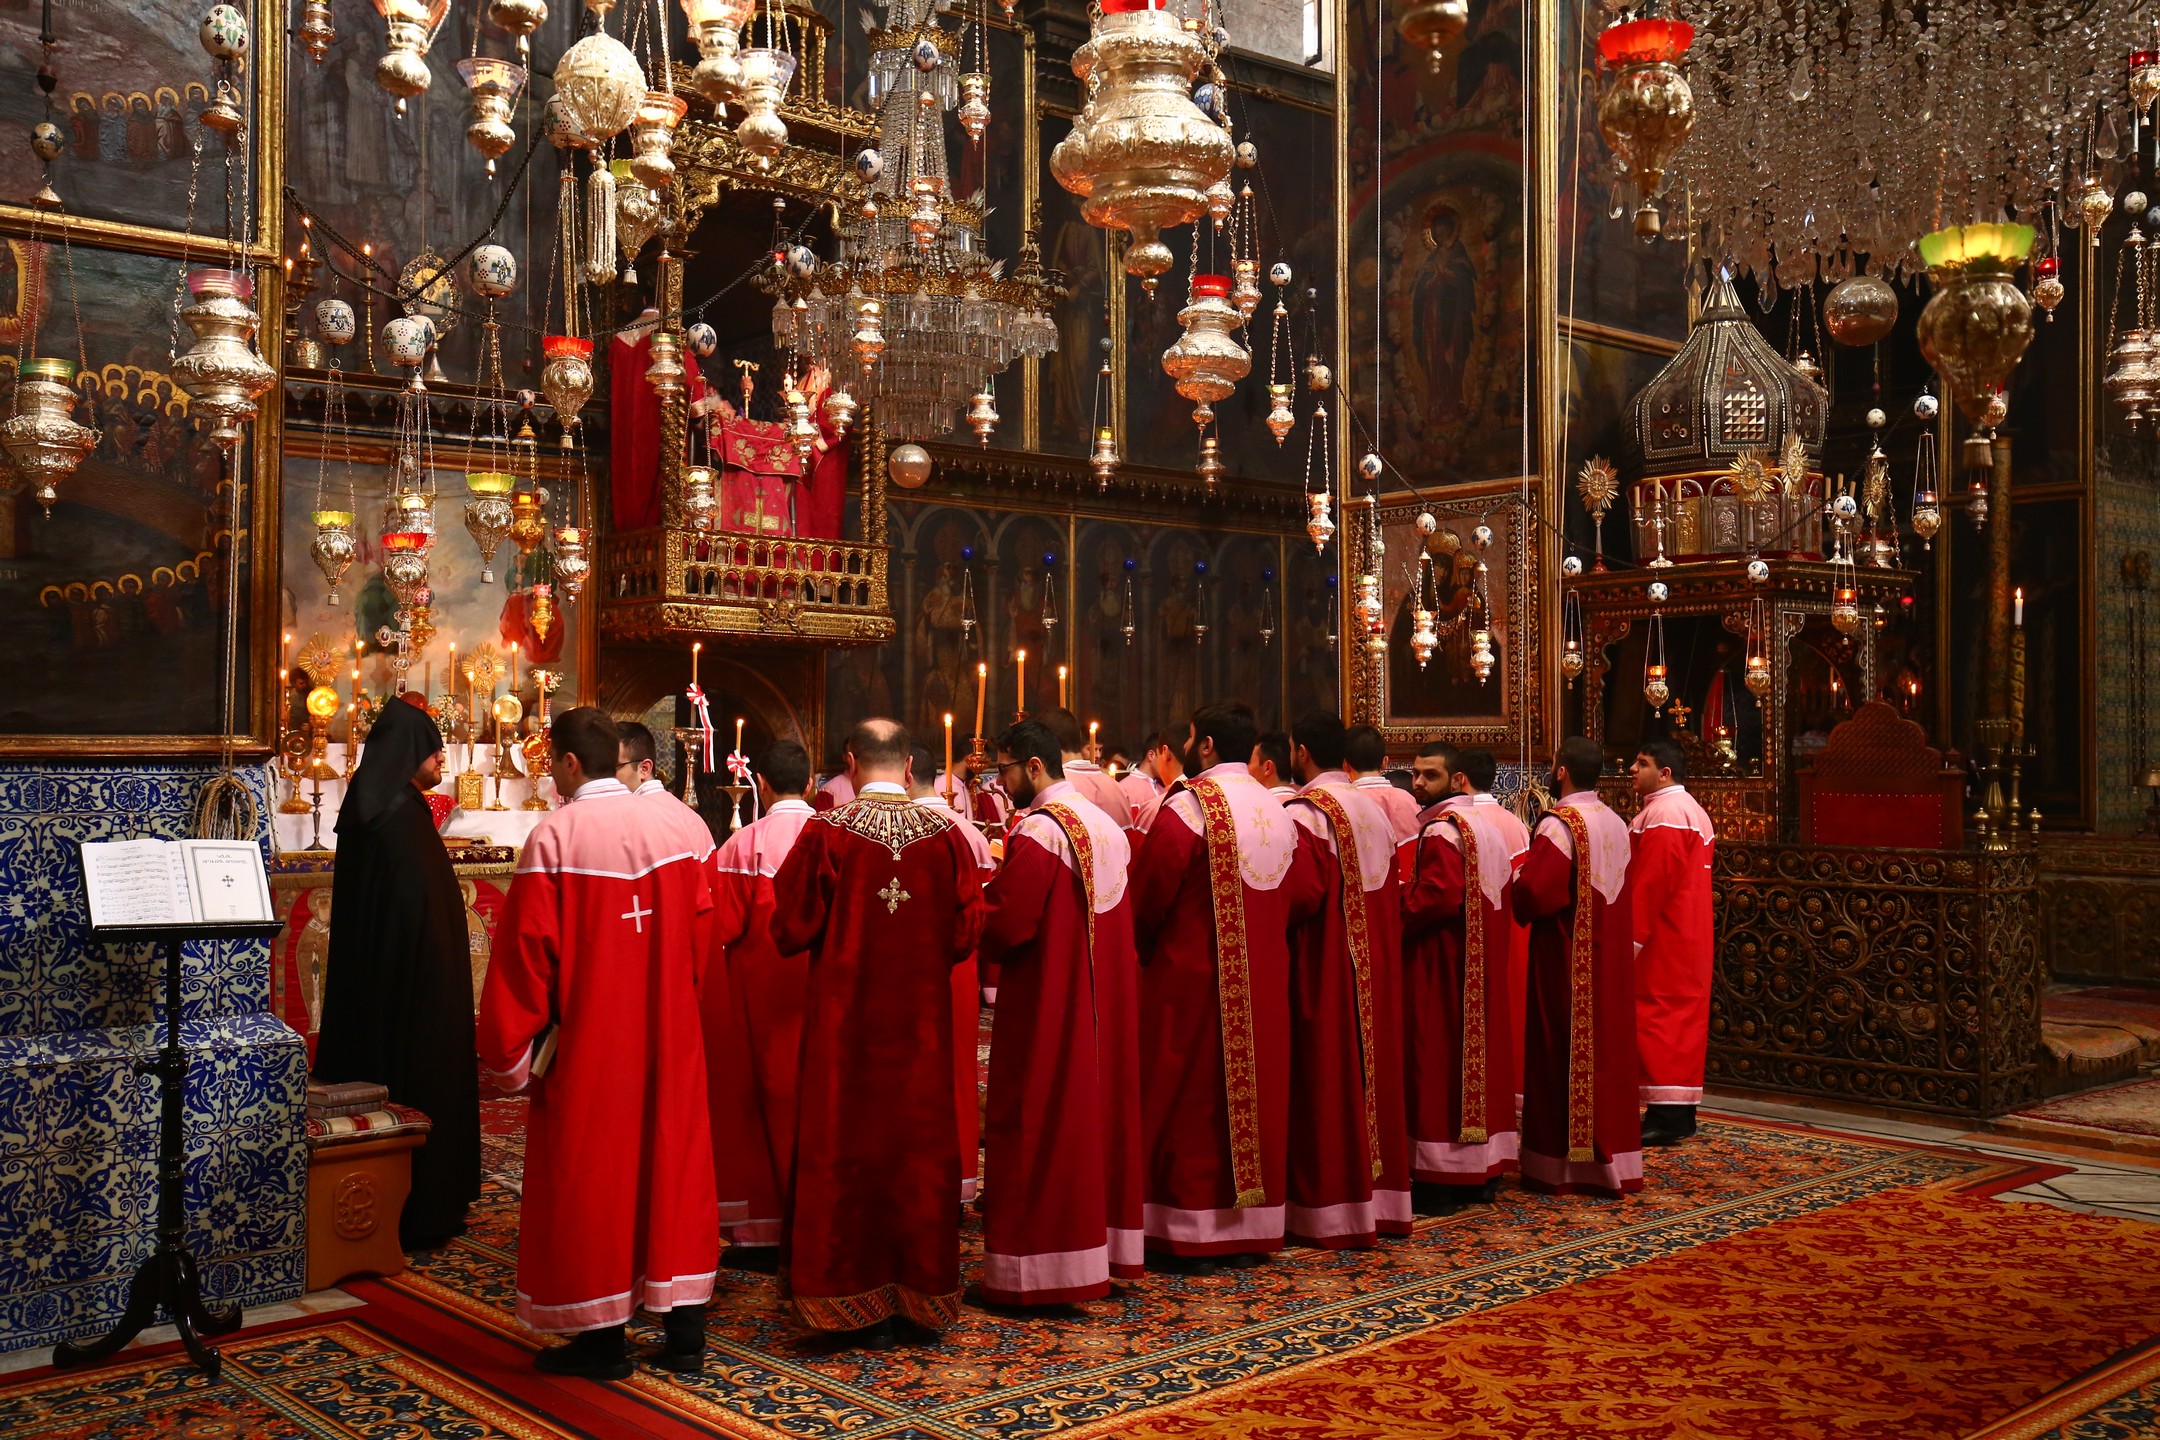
(81, 839, 192, 929)
(180, 841, 274, 924)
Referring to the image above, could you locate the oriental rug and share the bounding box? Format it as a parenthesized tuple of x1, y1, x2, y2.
(1967, 1337, 2160, 1440)
(358, 1118, 2107, 1440)
(2011, 1076, 2160, 1145)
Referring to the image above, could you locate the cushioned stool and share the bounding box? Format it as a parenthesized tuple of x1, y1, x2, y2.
(304, 1104, 431, 1291)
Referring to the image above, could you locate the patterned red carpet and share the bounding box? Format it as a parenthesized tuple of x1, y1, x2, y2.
(2011, 1075, 2160, 1145)
(4, 1118, 2156, 1440)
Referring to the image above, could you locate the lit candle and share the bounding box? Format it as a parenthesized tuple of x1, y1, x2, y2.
(1058, 664, 1069, 709)
(510, 640, 520, 695)
(942, 712, 954, 803)
(282, 630, 292, 672)
(2014, 586, 2024, 627)
(1016, 649, 1027, 713)
(276, 666, 289, 745)
(734, 716, 745, 753)
(692, 640, 702, 690)
(1088, 719, 1099, 758)
(974, 661, 987, 738)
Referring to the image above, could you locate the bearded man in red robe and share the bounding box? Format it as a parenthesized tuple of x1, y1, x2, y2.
(1282, 712, 1411, 1248)
(1402, 744, 1528, 1211)
(706, 740, 821, 1268)
(977, 719, 1142, 1304)
(769, 719, 988, 1342)
(1512, 736, 1642, 1197)
(1130, 702, 1327, 1269)
(1627, 738, 1716, 1146)
(477, 708, 721, 1379)
(1036, 705, 1138, 831)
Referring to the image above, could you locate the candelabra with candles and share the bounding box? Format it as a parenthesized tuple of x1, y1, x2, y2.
(1971, 586, 2040, 850)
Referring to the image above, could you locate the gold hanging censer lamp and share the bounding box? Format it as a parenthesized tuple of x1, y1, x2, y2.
(1395, 0, 1467, 72)
(172, 268, 278, 449)
(1916, 223, 2036, 477)
(683, 0, 755, 100)
(1051, 0, 1234, 290)
(1595, 15, 1695, 238)
(1408, 553, 1437, 670)
(309, 339, 363, 603)
(1162, 271, 1250, 479)
(489, 0, 548, 57)
(457, 56, 527, 177)
(372, 0, 453, 112)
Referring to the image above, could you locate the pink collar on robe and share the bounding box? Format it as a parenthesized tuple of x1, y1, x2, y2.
(1289, 773, 1396, 891)
(1631, 784, 1716, 843)
(1536, 791, 1631, 903)
(1159, 763, 1298, 891)
(1015, 779, 1131, 911)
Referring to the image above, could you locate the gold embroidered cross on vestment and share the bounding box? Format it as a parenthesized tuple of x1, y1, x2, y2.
(878, 877, 910, 913)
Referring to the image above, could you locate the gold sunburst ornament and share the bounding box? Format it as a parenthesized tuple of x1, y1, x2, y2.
(1778, 433, 1808, 496)
(1727, 450, 1775, 503)
(1577, 455, 1620, 570)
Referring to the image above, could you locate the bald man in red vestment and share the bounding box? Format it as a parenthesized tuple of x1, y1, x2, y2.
(1130, 703, 1327, 1268)
(478, 708, 720, 1379)
(1627, 738, 1717, 1147)
(1512, 737, 1643, 1197)
(1281, 712, 1411, 1248)
(770, 719, 988, 1341)
(977, 719, 1142, 1304)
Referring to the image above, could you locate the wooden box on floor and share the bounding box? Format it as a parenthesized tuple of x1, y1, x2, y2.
(304, 1107, 432, 1291)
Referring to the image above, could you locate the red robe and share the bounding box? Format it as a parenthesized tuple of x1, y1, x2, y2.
(1283, 774, 1411, 1245)
(1119, 770, 1162, 819)
(1353, 774, 1422, 847)
(977, 781, 1142, 1303)
(1511, 793, 1643, 1196)
(1129, 765, 1327, 1256)
(769, 785, 988, 1329)
(1629, 786, 1717, 1105)
(919, 792, 996, 1205)
(1400, 794, 1527, 1185)
(476, 778, 719, 1331)
(1060, 758, 1137, 831)
(813, 773, 855, 813)
(708, 796, 818, 1246)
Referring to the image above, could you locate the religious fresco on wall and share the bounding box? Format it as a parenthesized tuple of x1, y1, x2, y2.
(1344, 0, 1525, 487)
(1038, 116, 1111, 460)
(0, 243, 264, 742)
(0, 0, 256, 233)
(277, 456, 583, 741)
(1373, 488, 1538, 746)
(823, 500, 1332, 769)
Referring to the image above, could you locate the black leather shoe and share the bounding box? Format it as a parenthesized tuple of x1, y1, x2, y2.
(535, 1326, 633, 1380)
(656, 1305, 706, 1373)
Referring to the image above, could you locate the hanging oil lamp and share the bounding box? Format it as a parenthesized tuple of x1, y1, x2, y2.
(1408, 557, 1437, 670)
(540, 335, 595, 440)
(300, 0, 336, 60)
(966, 388, 999, 445)
(172, 268, 277, 449)
(2032, 254, 2065, 318)
(1559, 636, 1584, 682)
(528, 581, 556, 644)
(683, 464, 720, 531)
(1197, 430, 1224, 486)
(1090, 426, 1120, 488)
(1595, 16, 1695, 237)
(509, 489, 548, 560)
(1470, 626, 1495, 684)
(457, 57, 526, 176)
(1830, 565, 1862, 635)
(823, 387, 859, 436)
(553, 9, 648, 142)
(786, 383, 820, 459)
(646, 328, 686, 397)
(371, 0, 451, 111)
(958, 72, 991, 144)
(1744, 651, 1772, 698)
(684, 0, 753, 98)
(1304, 490, 1335, 555)
(312, 509, 358, 601)
(554, 525, 591, 602)
(1163, 273, 1250, 419)
(852, 296, 886, 377)
(629, 90, 688, 190)
(1916, 223, 2037, 425)
(488, 0, 548, 57)
(734, 47, 797, 164)
(1354, 572, 1383, 634)
(1232, 255, 1260, 319)
(464, 471, 516, 582)
(0, 358, 99, 517)
(615, 172, 663, 285)
(1395, 0, 1466, 70)
(1644, 660, 1670, 711)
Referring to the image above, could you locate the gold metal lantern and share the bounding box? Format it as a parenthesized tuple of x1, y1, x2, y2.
(1595, 18, 1695, 238)
(457, 57, 526, 177)
(1915, 223, 2036, 425)
(0, 358, 99, 516)
(1162, 273, 1250, 410)
(170, 268, 276, 450)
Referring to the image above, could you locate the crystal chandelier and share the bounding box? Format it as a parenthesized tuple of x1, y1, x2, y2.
(771, 0, 1059, 440)
(1666, 0, 2141, 285)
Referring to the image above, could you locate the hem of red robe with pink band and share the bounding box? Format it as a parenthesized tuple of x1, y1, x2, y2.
(1639, 1084, 1703, 1104)
(1412, 1131, 1521, 1185)
(516, 1272, 717, 1333)
(979, 1230, 1145, 1305)
(1285, 1188, 1411, 1247)
(1519, 1147, 1643, 1196)
(1143, 1202, 1287, 1255)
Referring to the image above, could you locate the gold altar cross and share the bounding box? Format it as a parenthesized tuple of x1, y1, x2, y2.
(878, 877, 910, 914)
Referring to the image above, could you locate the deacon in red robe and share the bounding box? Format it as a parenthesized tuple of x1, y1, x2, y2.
(1128, 732, 1185, 834)
(477, 708, 719, 1378)
(1281, 712, 1411, 1247)
(769, 719, 988, 1338)
(1037, 706, 1138, 831)
(1401, 745, 1528, 1204)
(1345, 724, 1421, 846)
(814, 756, 856, 813)
(1130, 704, 1327, 1263)
(976, 720, 1142, 1303)
(1511, 737, 1643, 1197)
(707, 741, 821, 1259)
(1626, 739, 1717, 1146)
(912, 746, 996, 1207)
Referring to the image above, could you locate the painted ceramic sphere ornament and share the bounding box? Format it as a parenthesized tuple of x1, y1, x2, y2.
(1234, 140, 1258, 168)
(1914, 390, 1940, 420)
(1472, 523, 1493, 550)
(1269, 261, 1292, 287)
(2130, 191, 2151, 216)
(1357, 452, 1384, 481)
(315, 298, 356, 344)
(687, 321, 718, 357)
(384, 315, 435, 369)
(1415, 511, 1437, 535)
(785, 243, 817, 278)
(1866, 407, 1886, 429)
(1647, 579, 1670, 603)
(1832, 492, 1859, 518)
(1748, 557, 1770, 583)
(888, 442, 933, 489)
(1562, 554, 1584, 577)
(912, 37, 940, 70)
(200, 4, 249, 58)
(855, 148, 883, 182)
(31, 121, 63, 161)
(468, 244, 518, 299)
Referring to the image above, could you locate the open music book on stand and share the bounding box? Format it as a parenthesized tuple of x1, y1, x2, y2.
(56, 839, 286, 1378)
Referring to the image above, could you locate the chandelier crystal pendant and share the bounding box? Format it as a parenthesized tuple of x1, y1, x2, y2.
(773, 0, 1060, 440)
(1051, 0, 1234, 289)
(1594, 16, 1694, 239)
